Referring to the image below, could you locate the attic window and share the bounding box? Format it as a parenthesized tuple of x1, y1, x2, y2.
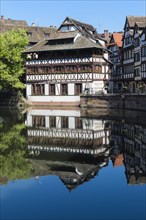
(60, 25, 77, 32)
(64, 19, 72, 23)
(44, 33, 50, 37)
(27, 32, 32, 36)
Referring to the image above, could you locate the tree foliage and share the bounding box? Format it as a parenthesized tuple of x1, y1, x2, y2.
(0, 29, 28, 91)
(0, 109, 31, 183)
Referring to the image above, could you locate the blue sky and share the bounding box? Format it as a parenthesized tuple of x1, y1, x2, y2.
(1, 0, 146, 33)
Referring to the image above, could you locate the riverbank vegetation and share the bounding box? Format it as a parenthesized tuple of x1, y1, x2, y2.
(0, 29, 28, 105)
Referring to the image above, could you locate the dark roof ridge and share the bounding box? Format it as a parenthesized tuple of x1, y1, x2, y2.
(68, 16, 95, 31)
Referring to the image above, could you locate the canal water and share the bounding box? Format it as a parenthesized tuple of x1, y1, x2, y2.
(0, 107, 146, 220)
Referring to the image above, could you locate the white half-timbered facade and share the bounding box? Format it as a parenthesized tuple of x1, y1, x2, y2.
(25, 17, 110, 106)
(122, 16, 146, 94)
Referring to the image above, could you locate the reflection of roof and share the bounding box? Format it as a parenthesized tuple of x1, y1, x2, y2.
(113, 154, 124, 167)
(127, 175, 146, 185)
(59, 167, 98, 191)
(28, 157, 107, 191)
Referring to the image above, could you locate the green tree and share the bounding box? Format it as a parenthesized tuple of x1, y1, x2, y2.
(0, 29, 28, 91)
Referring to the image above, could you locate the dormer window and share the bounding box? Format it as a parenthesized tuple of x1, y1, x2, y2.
(27, 32, 32, 36)
(46, 38, 73, 45)
(44, 33, 50, 37)
(60, 25, 77, 32)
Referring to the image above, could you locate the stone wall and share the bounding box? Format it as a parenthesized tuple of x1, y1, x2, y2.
(80, 94, 146, 111)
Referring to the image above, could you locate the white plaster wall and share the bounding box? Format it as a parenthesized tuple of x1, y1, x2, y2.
(56, 84, 60, 95)
(69, 117, 75, 129)
(27, 109, 81, 117)
(45, 116, 50, 128)
(45, 84, 49, 95)
(28, 95, 80, 103)
(68, 83, 74, 95)
(103, 52, 109, 59)
(26, 84, 32, 98)
(92, 120, 104, 130)
(26, 115, 32, 127)
(56, 116, 61, 128)
(91, 81, 105, 92)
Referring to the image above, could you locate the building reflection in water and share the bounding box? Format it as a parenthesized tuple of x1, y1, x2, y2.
(26, 108, 111, 190)
(111, 119, 146, 185)
(26, 108, 146, 189)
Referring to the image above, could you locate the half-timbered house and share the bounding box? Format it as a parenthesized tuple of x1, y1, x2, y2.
(107, 32, 123, 92)
(122, 16, 146, 93)
(25, 17, 110, 106)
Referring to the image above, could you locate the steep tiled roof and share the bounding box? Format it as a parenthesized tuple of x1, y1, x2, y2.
(0, 18, 28, 26)
(0, 20, 57, 44)
(127, 16, 146, 28)
(135, 21, 146, 28)
(48, 30, 79, 40)
(58, 16, 97, 40)
(112, 33, 123, 47)
(107, 32, 123, 48)
(68, 17, 95, 31)
(25, 35, 104, 53)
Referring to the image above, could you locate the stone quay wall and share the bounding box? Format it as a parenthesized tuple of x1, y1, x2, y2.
(80, 94, 146, 111)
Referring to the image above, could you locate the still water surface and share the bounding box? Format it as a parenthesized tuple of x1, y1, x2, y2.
(0, 107, 146, 220)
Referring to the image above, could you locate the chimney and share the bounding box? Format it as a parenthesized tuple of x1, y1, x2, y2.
(1, 15, 4, 22)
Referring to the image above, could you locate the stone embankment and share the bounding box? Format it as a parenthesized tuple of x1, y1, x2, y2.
(80, 94, 146, 111)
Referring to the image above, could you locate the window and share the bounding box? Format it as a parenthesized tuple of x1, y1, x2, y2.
(141, 47, 146, 57)
(66, 65, 77, 72)
(124, 64, 134, 74)
(75, 83, 82, 95)
(32, 116, 45, 128)
(141, 63, 146, 72)
(134, 38, 140, 47)
(49, 84, 55, 95)
(134, 68, 140, 77)
(95, 65, 102, 72)
(61, 84, 68, 95)
(32, 84, 45, 95)
(134, 52, 140, 62)
(61, 116, 68, 128)
(27, 67, 38, 74)
(44, 33, 50, 37)
(79, 65, 92, 72)
(142, 148, 146, 159)
(53, 66, 64, 73)
(39, 67, 50, 74)
(50, 116, 56, 128)
(75, 118, 83, 129)
(60, 25, 77, 32)
(27, 32, 32, 36)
